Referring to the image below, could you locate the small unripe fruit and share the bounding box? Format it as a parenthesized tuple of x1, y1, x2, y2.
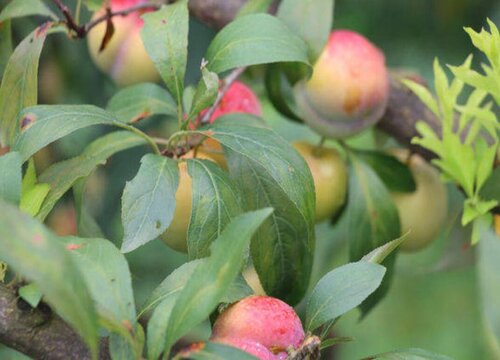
(197, 81, 262, 168)
(296, 30, 389, 139)
(160, 151, 215, 252)
(293, 142, 347, 223)
(87, 0, 160, 86)
(390, 149, 448, 252)
(211, 295, 305, 354)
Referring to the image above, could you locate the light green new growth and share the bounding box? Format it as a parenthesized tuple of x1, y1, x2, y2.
(403, 19, 500, 244)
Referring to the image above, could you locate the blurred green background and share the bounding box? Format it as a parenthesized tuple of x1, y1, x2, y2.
(1, 0, 499, 359)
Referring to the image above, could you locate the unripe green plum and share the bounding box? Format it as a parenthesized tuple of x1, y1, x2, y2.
(87, 0, 160, 86)
(295, 30, 389, 139)
(211, 295, 305, 355)
(160, 150, 215, 252)
(293, 141, 347, 223)
(390, 149, 448, 252)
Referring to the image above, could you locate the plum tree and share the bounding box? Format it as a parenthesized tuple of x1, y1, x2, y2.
(160, 151, 215, 252)
(210, 295, 305, 359)
(295, 30, 389, 139)
(87, 0, 160, 86)
(293, 141, 347, 222)
(390, 149, 448, 252)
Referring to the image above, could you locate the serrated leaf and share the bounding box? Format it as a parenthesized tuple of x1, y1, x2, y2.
(60, 237, 136, 336)
(0, 0, 56, 22)
(0, 151, 21, 204)
(18, 283, 42, 308)
(106, 83, 177, 123)
(141, 1, 188, 108)
(163, 209, 273, 357)
(0, 200, 99, 358)
(0, 24, 50, 146)
(343, 157, 401, 316)
(306, 261, 386, 331)
(121, 154, 179, 253)
(205, 14, 310, 74)
(19, 183, 50, 216)
(12, 105, 130, 162)
(277, 0, 334, 60)
(186, 158, 242, 258)
(402, 79, 440, 118)
(355, 150, 416, 193)
(187, 68, 219, 121)
(37, 131, 146, 221)
(205, 116, 315, 304)
(178, 342, 259, 360)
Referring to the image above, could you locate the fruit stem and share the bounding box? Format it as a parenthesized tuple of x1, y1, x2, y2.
(312, 137, 326, 157)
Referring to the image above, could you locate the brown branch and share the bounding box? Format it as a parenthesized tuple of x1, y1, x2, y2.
(0, 284, 109, 360)
(52, 0, 86, 37)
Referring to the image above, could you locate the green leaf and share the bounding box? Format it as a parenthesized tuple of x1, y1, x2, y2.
(0, 200, 99, 358)
(0, 151, 21, 204)
(206, 116, 315, 304)
(237, 0, 275, 17)
(0, 0, 57, 22)
(355, 150, 416, 193)
(141, 1, 189, 108)
(21, 158, 37, 193)
(106, 83, 177, 123)
(73, 178, 104, 238)
(305, 261, 386, 331)
(37, 131, 146, 221)
(205, 14, 310, 74)
(60, 237, 136, 335)
(478, 230, 500, 354)
(365, 348, 453, 360)
(277, 0, 334, 60)
(187, 68, 219, 121)
(0, 20, 12, 77)
(12, 105, 128, 162)
(109, 324, 145, 360)
(177, 342, 259, 360)
(163, 209, 273, 357)
(480, 166, 500, 203)
(0, 24, 50, 146)
(140, 260, 204, 318)
(18, 283, 42, 308)
(121, 154, 179, 253)
(19, 183, 50, 216)
(147, 296, 177, 360)
(361, 233, 409, 264)
(221, 274, 254, 304)
(186, 158, 242, 258)
(343, 156, 401, 316)
(402, 79, 440, 118)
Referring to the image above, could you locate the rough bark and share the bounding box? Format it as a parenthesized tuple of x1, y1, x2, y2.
(0, 285, 110, 360)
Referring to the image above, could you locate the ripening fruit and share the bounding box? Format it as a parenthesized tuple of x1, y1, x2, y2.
(197, 81, 262, 167)
(295, 30, 389, 139)
(160, 150, 215, 252)
(211, 295, 305, 357)
(87, 0, 160, 86)
(293, 141, 347, 223)
(390, 149, 448, 252)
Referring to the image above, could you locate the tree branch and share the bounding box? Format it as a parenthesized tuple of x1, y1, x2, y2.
(0, 284, 109, 360)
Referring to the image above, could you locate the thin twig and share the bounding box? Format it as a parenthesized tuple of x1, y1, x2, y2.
(199, 67, 247, 124)
(85, 3, 161, 33)
(53, 0, 86, 37)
